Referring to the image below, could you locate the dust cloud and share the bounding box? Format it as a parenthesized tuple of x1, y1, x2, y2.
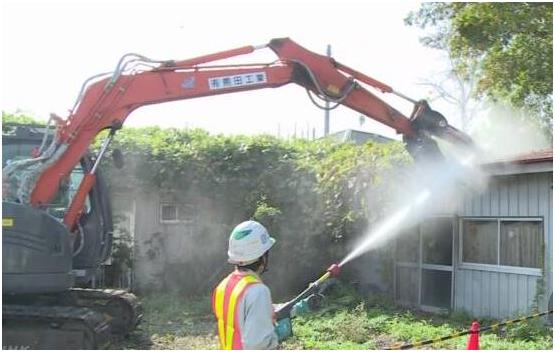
(342, 102, 550, 267)
(468, 103, 551, 159)
(341, 147, 487, 267)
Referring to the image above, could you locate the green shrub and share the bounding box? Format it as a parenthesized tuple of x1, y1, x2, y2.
(96, 126, 410, 298)
(505, 318, 552, 341)
(2, 111, 43, 129)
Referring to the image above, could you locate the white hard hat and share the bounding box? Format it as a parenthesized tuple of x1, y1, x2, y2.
(228, 220, 276, 265)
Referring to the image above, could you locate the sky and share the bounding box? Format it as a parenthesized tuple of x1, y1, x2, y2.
(1, 0, 458, 140)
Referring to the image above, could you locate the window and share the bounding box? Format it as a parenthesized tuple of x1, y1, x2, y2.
(462, 220, 498, 265)
(395, 217, 454, 311)
(500, 221, 542, 268)
(47, 164, 92, 219)
(2, 140, 91, 218)
(421, 218, 453, 266)
(159, 203, 194, 224)
(160, 204, 179, 222)
(461, 218, 543, 269)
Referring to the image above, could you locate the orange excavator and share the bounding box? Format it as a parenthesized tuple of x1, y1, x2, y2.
(2, 38, 474, 349)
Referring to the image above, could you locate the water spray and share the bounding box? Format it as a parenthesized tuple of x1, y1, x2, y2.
(275, 188, 434, 320)
(339, 188, 431, 267)
(275, 133, 486, 321)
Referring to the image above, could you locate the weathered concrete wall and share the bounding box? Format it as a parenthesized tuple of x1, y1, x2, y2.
(111, 187, 230, 294)
(109, 185, 331, 299)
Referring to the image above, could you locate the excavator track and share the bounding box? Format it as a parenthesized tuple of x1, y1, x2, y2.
(69, 288, 142, 337)
(2, 289, 141, 349)
(2, 304, 111, 349)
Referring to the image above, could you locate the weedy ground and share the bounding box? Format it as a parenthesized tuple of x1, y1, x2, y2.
(114, 284, 553, 350)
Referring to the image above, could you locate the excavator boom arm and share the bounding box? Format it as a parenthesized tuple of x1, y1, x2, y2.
(17, 38, 472, 229)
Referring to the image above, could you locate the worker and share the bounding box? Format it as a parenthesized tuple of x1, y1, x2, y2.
(212, 220, 292, 349)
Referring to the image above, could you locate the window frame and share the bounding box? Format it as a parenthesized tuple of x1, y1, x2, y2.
(159, 202, 195, 224)
(159, 203, 179, 224)
(459, 217, 543, 276)
(394, 216, 455, 312)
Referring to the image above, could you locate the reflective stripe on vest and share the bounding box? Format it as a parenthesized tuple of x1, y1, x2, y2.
(213, 272, 260, 349)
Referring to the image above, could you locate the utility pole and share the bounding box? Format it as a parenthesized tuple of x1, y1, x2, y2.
(324, 44, 331, 136)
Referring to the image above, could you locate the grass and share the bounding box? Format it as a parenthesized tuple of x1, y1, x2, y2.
(112, 293, 219, 350)
(114, 284, 553, 350)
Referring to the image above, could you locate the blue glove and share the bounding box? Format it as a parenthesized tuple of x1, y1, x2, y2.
(274, 317, 292, 342)
(290, 294, 324, 317)
(290, 298, 310, 317)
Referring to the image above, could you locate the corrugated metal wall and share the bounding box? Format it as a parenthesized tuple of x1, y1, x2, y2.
(454, 171, 552, 318)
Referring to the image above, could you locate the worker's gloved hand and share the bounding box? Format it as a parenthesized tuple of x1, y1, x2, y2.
(274, 317, 292, 342)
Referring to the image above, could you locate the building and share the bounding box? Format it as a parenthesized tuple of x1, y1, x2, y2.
(106, 129, 396, 293)
(107, 131, 552, 318)
(325, 129, 394, 145)
(391, 149, 553, 318)
(108, 183, 229, 293)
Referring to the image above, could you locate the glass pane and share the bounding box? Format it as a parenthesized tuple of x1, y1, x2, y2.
(69, 166, 91, 212)
(462, 220, 498, 264)
(395, 266, 418, 305)
(396, 226, 419, 263)
(2, 144, 34, 167)
(421, 269, 452, 309)
(422, 218, 453, 265)
(48, 165, 91, 218)
(161, 204, 177, 221)
(2, 133, 91, 215)
(500, 221, 542, 268)
(3, 143, 38, 201)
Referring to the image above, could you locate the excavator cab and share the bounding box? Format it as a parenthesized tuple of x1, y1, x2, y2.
(2, 124, 142, 349)
(2, 123, 113, 294)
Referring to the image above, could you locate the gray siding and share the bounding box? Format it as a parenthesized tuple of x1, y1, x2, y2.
(454, 267, 539, 318)
(454, 172, 552, 318)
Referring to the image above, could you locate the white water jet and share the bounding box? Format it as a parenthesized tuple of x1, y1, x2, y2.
(339, 143, 486, 268)
(339, 189, 431, 267)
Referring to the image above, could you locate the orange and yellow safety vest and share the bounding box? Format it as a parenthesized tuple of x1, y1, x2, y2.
(212, 271, 261, 350)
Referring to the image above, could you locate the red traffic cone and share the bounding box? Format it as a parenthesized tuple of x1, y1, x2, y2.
(467, 320, 480, 350)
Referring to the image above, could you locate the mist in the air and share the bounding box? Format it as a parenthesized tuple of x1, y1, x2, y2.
(342, 102, 551, 268)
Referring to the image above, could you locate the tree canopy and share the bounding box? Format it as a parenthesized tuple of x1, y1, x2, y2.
(2, 111, 42, 130)
(406, 2, 553, 135)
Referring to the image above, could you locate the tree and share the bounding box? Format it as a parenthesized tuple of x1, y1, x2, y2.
(406, 2, 553, 137)
(417, 49, 482, 132)
(2, 111, 42, 131)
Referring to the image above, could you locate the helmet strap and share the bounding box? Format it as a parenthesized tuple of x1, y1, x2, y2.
(259, 252, 269, 274)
